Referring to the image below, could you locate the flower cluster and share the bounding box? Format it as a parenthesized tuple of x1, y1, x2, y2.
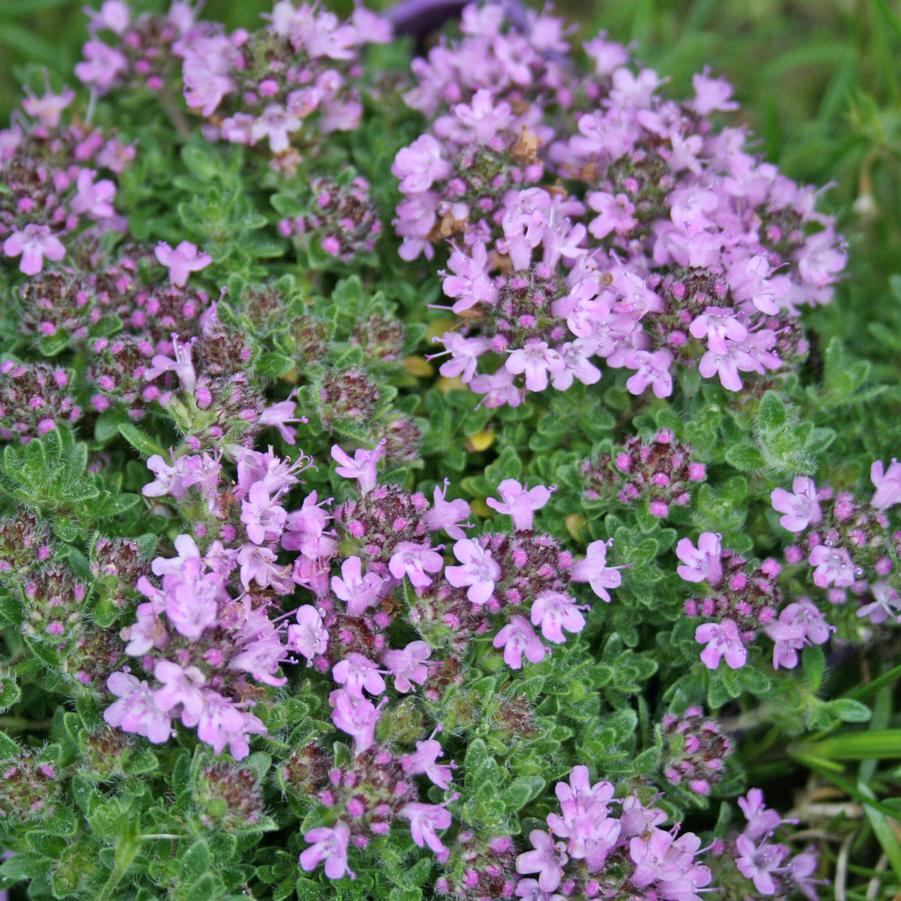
(0, 93, 130, 276)
(717, 789, 822, 898)
(581, 428, 706, 516)
(179, 2, 390, 172)
(0, 751, 60, 822)
(679, 531, 833, 670)
(514, 765, 712, 899)
(0, 360, 81, 442)
(395, 4, 845, 404)
(277, 172, 382, 263)
(0, 513, 128, 688)
(103, 446, 317, 757)
(661, 705, 732, 796)
(773, 466, 901, 624)
(75, 0, 204, 95)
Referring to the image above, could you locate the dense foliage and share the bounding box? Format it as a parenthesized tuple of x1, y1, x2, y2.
(1, 1, 899, 899)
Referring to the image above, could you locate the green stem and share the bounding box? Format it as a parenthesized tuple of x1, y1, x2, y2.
(98, 838, 140, 901)
(845, 662, 901, 700)
(0, 716, 51, 732)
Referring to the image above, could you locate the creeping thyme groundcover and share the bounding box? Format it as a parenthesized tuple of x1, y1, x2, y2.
(0, 1, 899, 899)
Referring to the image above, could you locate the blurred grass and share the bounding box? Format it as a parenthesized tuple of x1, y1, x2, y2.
(1, 0, 900, 366)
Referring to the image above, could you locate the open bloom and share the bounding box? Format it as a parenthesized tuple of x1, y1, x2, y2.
(486, 479, 553, 531)
(531, 591, 585, 643)
(331, 442, 384, 495)
(570, 540, 622, 602)
(388, 541, 444, 589)
(299, 822, 354, 880)
(287, 605, 328, 661)
(3, 225, 65, 275)
(400, 802, 452, 856)
(383, 640, 431, 693)
(516, 830, 568, 893)
(331, 556, 384, 615)
(676, 532, 723, 585)
(444, 539, 501, 604)
(154, 240, 212, 287)
(870, 458, 901, 511)
(695, 619, 747, 669)
(493, 615, 547, 669)
(771, 477, 821, 532)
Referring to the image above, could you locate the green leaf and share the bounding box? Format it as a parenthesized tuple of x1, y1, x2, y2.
(118, 423, 166, 458)
(179, 840, 211, 883)
(499, 775, 545, 812)
(0, 730, 19, 758)
(757, 392, 787, 432)
(724, 443, 764, 471)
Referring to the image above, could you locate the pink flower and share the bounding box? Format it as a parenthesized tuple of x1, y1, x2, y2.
(241, 483, 288, 545)
(330, 442, 384, 496)
(330, 688, 380, 753)
(516, 830, 568, 893)
(486, 479, 553, 531)
(506, 339, 566, 392)
(152, 660, 206, 725)
(698, 341, 758, 392)
(283, 492, 336, 559)
(71, 169, 116, 219)
(738, 788, 783, 841)
(676, 532, 723, 585)
(400, 802, 452, 856)
(383, 640, 431, 693)
(423, 480, 471, 539)
(388, 541, 444, 589)
(691, 69, 739, 115)
(694, 619, 747, 669)
(104, 672, 172, 743)
(442, 242, 497, 312)
(250, 103, 302, 152)
(689, 307, 748, 354)
(145, 337, 197, 394)
(530, 591, 585, 644)
(392, 134, 451, 193)
(154, 241, 212, 287)
(858, 582, 901, 625)
(735, 834, 788, 895)
(445, 539, 501, 604)
(400, 738, 455, 789)
(258, 399, 302, 445)
(331, 556, 385, 616)
(3, 225, 65, 276)
(765, 599, 832, 669)
(22, 88, 74, 127)
(771, 477, 821, 532)
(85, 0, 130, 34)
(332, 653, 385, 698)
(625, 349, 674, 398)
(447, 89, 512, 143)
(433, 333, 490, 384)
(492, 615, 547, 669)
(808, 544, 856, 588)
(161, 558, 223, 641)
(235, 543, 290, 591)
(299, 822, 354, 880)
(570, 540, 622, 602)
(797, 231, 846, 288)
(870, 458, 901, 511)
(586, 191, 637, 239)
(287, 605, 328, 661)
(74, 39, 127, 91)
